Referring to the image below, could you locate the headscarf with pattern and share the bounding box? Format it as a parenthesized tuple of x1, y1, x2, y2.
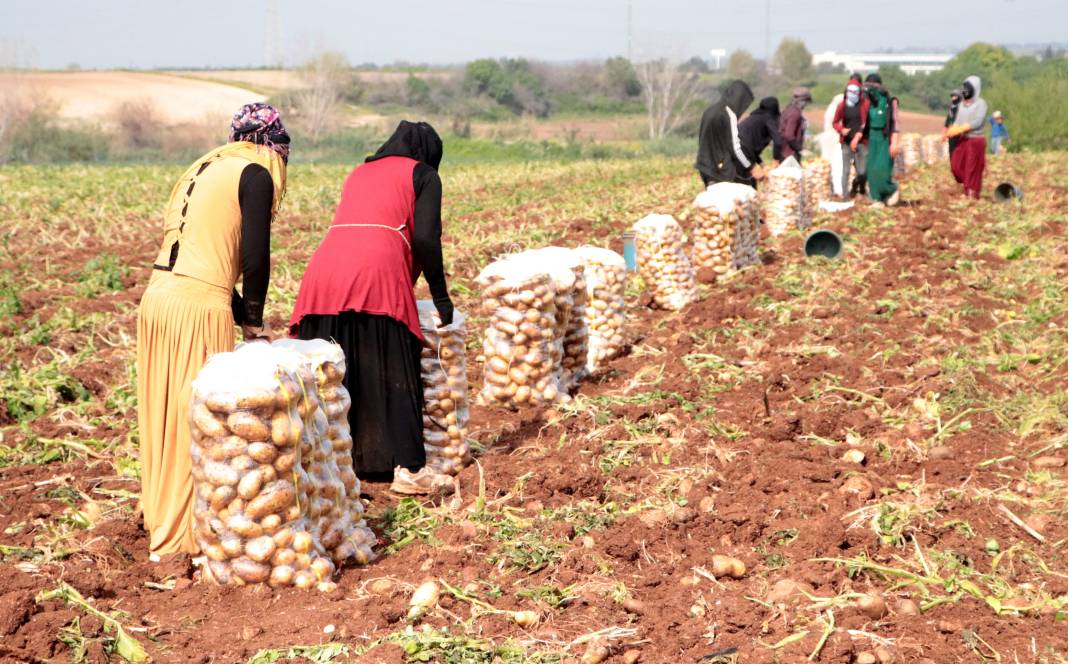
(228, 102, 291, 163)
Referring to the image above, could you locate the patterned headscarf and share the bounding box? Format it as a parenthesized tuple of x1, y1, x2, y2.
(228, 102, 290, 162)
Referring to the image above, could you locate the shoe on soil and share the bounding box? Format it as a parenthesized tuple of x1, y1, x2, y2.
(390, 466, 452, 495)
(871, 201, 886, 209)
(887, 189, 901, 207)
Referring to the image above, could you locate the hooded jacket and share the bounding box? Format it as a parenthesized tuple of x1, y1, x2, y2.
(737, 96, 783, 165)
(832, 86, 871, 146)
(954, 76, 988, 139)
(695, 80, 755, 184)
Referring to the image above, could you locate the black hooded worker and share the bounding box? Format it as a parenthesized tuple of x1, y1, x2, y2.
(289, 120, 455, 495)
(943, 89, 963, 156)
(695, 80, 755, 187)
(737, 96, 784, 187)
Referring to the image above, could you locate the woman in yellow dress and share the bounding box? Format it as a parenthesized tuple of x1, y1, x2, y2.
(136, 103, 289, 556)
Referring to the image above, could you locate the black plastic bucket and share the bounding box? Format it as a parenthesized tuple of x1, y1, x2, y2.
(993, 182, 1023, 203)
(804, 229, 843, 259)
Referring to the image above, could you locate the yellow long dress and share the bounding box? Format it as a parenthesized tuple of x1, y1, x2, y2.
(136, 142, 284, 555)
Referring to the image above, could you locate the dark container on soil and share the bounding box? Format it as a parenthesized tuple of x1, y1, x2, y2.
(803, 229, 843, 260)
(993, 182, 1023, 203)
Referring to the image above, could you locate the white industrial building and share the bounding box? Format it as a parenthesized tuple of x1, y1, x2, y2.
(813, 51, 955, 75)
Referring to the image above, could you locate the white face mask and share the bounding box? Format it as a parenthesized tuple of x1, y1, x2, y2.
(846, 86, 861, 106)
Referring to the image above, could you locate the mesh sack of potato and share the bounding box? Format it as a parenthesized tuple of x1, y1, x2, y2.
(272, 339, 376, 566)
(477, 260, 562, 408)
(573, 246, 627, 372)
(921, 134, 943, 165)
(514, 247, 589, 389)
(764, 157, 805, 236)
(802, 158, 832, 224)
(901, 133, 922, 170)
(417, 301, 472, 476)
(632, 213, 696, 311)
(190, 344, 335, 590)
(691, 182, 760, 278)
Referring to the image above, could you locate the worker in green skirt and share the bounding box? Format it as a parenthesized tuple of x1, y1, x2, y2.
(863, 74, 901, 207)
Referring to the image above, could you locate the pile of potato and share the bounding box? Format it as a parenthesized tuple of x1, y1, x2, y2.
(764, 157, 805, 236)
(477, 261, 561, 408)
(901, 133, 922, 169)
(632, 213, 696, 311)
(690, 183, 759, 279)
(189, 343, 375, 591)
(573, 246, 627, 372)
(921, 134, 944, 165)
(417, 301, 472, 476)
(803, 158, 832, 223)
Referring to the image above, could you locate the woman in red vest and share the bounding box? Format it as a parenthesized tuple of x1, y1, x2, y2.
(289, 121, 454, 494)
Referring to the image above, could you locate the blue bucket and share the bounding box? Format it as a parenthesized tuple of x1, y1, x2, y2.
(622, 231, 637, 272)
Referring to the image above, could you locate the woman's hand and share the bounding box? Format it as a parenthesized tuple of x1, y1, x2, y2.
(751, 164, 766, 181)
(849, 135, 862, 151)
(242, 322, 272, 343)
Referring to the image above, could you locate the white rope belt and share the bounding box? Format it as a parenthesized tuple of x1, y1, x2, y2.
(330, 223, 411, 250)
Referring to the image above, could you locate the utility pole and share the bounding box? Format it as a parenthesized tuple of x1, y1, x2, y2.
(627, 0, 633, 61)
(264, 0, 281, 68)
(764, 0, 771, 62)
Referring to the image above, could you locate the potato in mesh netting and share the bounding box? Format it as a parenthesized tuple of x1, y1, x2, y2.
(573, 246, 627, 372)
(763, 157, 805, 236)
(632, 213, 696, 311)
(477, 260, 562, 408)
(803, 158, 831, 223)
(189, 341, 375, 590)
(417, 301, 472, 476)
(901, 133, 922, 170)
(921, 134, 944, 165)
(690, 183, 759, 279)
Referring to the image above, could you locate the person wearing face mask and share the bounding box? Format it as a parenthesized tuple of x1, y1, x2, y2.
(946, 76, 988, 199)
(943, 90, 963, 156)
(695, 80, 756, 186)
(778, 87, 812, 162)
(832, 78, 871, 198)
(862, 73, 901, 206)
(737, 96, 784, 188)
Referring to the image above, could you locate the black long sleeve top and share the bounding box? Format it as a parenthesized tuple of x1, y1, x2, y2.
(411, 162, 454, 326)
(230, 163, 273, 327)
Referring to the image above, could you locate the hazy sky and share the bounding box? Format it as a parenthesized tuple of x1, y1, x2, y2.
(3, 0, 1064, 69)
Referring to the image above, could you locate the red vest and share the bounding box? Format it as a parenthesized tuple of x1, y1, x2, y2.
(289, 156, 423, 340)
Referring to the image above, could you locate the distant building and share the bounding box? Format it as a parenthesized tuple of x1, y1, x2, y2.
(813, 51, 954, 75)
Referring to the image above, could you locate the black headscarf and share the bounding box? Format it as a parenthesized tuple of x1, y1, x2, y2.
(695, 80, 755, 184)
(750, 96, 780, 120)
(366, 120, 443, 170)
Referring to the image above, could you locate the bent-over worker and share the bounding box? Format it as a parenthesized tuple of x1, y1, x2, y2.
(137, 103, 289, 555)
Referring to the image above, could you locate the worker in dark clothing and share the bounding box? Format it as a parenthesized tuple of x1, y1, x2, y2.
(694, 80, 755, 186)
(737, 96, 783, 187)
(778, 87, 812, 162)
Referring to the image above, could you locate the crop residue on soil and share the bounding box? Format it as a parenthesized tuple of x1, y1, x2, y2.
(1, 154, 1067, 662)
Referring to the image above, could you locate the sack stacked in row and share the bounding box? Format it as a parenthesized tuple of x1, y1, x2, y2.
(272, 340, 376, 568)
(803, 158, 832, 223)
(632, 214, 696, 310)
(417, 301, 472, 476)
(523, 247, 589, 390)
(921, 134, 944, 165)
(764, 157, 806, 236)
(477, 261, 562, 408)
(691, 183, 759, 279)
(189, 343, 375, 591)
(574, 246, 627, 372)
(901, 133, 922, 170)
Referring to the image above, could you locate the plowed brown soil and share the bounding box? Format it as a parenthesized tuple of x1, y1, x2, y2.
(2, 155, 1067, 663)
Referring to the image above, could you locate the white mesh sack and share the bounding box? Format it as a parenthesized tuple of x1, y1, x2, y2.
(691, 182, 760, 279)
(417, 301, 472, 476)
(632, 213, 696, 311)
(573, 246, 627, 372)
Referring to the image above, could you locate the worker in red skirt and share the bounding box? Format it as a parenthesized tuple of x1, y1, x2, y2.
(946, 76, 988, 199)
(289, 121, 455, 495)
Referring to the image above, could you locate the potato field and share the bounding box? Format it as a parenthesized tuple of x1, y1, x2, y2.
(1, 153, 1068, 663)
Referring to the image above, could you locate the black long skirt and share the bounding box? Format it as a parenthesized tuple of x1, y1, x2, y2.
(296, 311, 425, 475)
